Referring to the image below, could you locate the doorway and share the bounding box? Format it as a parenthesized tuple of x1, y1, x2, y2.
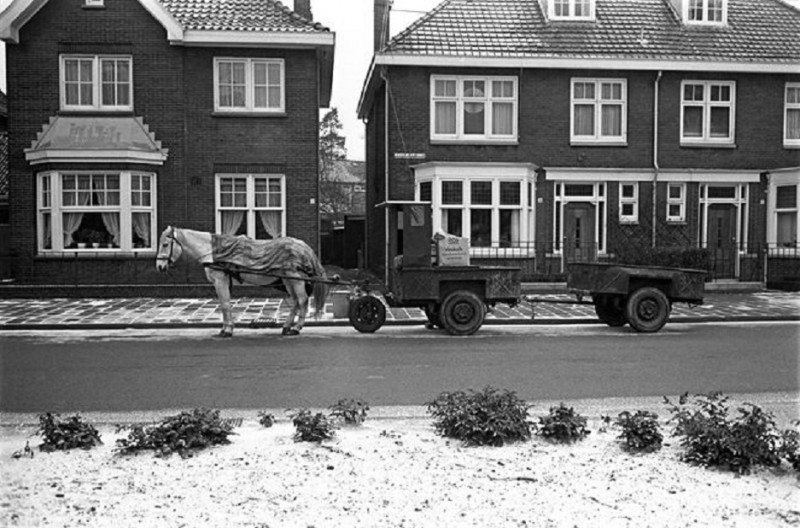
(564, 202, 597, 262)
(706, 203, 737, 278)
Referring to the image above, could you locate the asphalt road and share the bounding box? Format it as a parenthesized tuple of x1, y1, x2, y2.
(0, 322, 797, 414)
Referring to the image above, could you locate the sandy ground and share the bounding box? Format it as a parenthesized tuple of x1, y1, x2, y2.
(2, 410, 799, 528)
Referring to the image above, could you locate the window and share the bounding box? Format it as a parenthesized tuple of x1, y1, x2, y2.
(431, 75, 517, 142)
(216, 174, 285, 239)
(619, 183, 638, 223)
(60, 55, 132, 111)
(37, 172, 155, 252)
(550, 0, 594, 20)
(775, 185, 798, 247)
(214, 58, 284, 113)
(681, 81, 735, 144)
(785, 83, 800, 148)
(667, 183, 686, 222)
(686, 0, 726, 24)
(571, 79, 627, 144)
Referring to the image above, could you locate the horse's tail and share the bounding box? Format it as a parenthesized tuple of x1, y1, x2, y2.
(311, 254, 330, 318)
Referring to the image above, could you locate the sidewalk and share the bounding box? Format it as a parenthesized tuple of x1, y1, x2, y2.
(0, 290, 797, 330)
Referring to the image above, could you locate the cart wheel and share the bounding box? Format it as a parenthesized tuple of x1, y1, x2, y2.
(440, 291, 486, 336)
(625, 287, 670, 333)
(593, 294, 627, 327)
(348, 295, 386, 333)
(424, 304, 442, 329)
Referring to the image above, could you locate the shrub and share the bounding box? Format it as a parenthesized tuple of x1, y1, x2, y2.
(535, 404, 590, 443)
(290, 409, 336, 442)
(780, 424, 800, 472)
(115, 408, 234, 458)
(665, 392, 784, 474)
(426, 386, 531, 446)
(258, 412, 275, 428)
(329, 398, 370, 425)
(36, 413, 102, 452)
(615, 410, 663, 453)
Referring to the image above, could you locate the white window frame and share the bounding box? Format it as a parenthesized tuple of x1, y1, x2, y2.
(618, 182, 639, 223)
(549, 0, 595, 20)
(680, 80, 736, 145)
(59, 55, 133, 112)
(570, 78, 627, 144)
(213, 58, 285, 114)
(785, 83, 800, 148)
(553, 182, 607, 255)
(684, 0, 727, 25)
(666, 183, 687, 223)
(768, 175, 799, 250)
(215, 174, 286, 239)
(430, 75, 518, 143)
(699, 183, 748, 255)
(36, 171, 156, 253)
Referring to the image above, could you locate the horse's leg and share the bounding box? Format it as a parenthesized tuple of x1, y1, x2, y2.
(281, 279, 299, 335)
(206, 268, 234, 337)
(288, 279, 310, 335)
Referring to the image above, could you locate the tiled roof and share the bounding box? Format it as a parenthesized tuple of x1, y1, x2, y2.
(158, 0, 330, 33)
(383, 0, 800, 63)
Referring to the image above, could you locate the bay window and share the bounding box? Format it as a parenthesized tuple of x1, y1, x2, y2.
(216, 174, 285, 239)
(431, 75, 518, 142)
(37, 171, 155, 252)
(571, 79, 627, 144)
(681, 81, 736, 144)
(60, 55, 132, 111)
(775, 185, 798, 248)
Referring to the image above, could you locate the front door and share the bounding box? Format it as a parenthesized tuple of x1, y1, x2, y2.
(564, 202, 597, 262)
(706, 204, 737, 278)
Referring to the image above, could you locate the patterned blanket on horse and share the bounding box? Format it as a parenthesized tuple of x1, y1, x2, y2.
(211, 234, 323, 278)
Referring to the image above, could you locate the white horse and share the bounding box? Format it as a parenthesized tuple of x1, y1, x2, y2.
(155, 226, 330, 336)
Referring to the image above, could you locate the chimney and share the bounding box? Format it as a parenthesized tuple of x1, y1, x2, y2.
(295, 0, 312, 20)
(374, 0, 391, 51)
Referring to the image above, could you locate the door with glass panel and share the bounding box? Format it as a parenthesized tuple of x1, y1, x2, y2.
(706, 204, 736, 278)
(564, 202, 597, 262)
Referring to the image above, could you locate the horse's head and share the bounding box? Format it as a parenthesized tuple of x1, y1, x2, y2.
(155, 226, 183, 272)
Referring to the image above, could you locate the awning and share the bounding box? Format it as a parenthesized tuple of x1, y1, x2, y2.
(25, 115, 168, 165)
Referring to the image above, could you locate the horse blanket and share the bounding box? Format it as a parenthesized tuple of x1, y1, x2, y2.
(211, 235, 324, 278)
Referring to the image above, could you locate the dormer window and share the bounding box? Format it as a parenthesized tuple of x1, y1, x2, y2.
(549, 0, 595, 21)
(685, 0, 726, 25)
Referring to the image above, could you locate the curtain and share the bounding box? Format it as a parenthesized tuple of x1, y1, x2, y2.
(492, 102, 513, 135)
(95, 190, 121, 246)
(601, 104, 622, 136)
(789, 109, 800, 140)
(573, 105, 594, 136)
(62, 188, 90, 247)
(258, 210, 281, 239)
(42, 213, 52, 250)
(221, 210, 245, 235)
(132, 213, 151, 247)
(434, 102, 456, 135)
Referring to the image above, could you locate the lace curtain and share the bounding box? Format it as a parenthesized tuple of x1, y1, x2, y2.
(258, 211, 281, 239)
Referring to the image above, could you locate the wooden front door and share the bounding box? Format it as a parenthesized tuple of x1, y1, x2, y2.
(564, 202, 597, 262)
(706, 204, 737, 278)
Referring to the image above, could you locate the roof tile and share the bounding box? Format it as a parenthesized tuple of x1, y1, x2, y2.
(159, 0, 330, 33)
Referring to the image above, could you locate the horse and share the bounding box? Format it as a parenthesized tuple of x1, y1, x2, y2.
(155, 226, 330, 337)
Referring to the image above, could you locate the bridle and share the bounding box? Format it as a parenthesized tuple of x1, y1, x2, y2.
(155, 226, 183, 268)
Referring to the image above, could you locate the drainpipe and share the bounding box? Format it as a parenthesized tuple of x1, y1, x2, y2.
(652, 70, 662, 249)
(382, 70, 390, 286)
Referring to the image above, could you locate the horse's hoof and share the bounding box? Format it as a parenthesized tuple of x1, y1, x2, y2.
(216, 330, 233, 338)
(281, 327, 290, 335)
(286, 329, 300, 336)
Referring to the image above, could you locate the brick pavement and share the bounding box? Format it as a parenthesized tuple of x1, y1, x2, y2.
(0, 291, 797, 329)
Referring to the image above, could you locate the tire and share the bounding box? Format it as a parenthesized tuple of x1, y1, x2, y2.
(424, 304, 441, 328)
(348, 295, 386, 333)
(625, 287, 670, 333)
(440, 291, 486, 336)
(593, 294, 627, 327)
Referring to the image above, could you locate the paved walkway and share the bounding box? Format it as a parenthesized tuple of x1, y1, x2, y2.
(0, 291, 797, 330)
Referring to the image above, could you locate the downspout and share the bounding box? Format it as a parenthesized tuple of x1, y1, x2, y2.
(652, 70, 662, 249)
(382, 69, 390, 286)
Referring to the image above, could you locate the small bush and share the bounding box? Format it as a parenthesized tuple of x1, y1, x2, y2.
(115, 408, 234, 458)
(535, 404, 590, 443)
(426, 386, 531, 446)
(36, 413, 102, 452)
(665, 392, 784, 474)
(615, 410, 663, 453)
(780, 425, 800, 472)
(290, 409, 336, 442)
(258, 412, 275, 428)
(329, 399, 369, 425)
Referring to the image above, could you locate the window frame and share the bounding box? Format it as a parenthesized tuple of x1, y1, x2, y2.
(59, 54, 133, 112)
(680, 80, 736, 145)
(770, 182, 799, 249)
(684, 0, 727, 25)
(618, 182, 639, 224)
(430, 75, 518, 143)
(214, 173, 286, 239)
(36, 171, 156, 253)
(666, 183, 687, 223)
(785, 83, 800, 148)
(213, 58, 286, 114)
(549, 0, 595, 20)
(570, 78, 628, 145)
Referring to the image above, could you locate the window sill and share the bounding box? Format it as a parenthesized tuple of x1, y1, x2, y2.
(666, 220, 687, 225)
(680, 142, 736, 149)
(430, 139, 519, 146)
(619, 220, 638, 225)
(783, 143, 800, 149)
(570, 140, 627, 147)
(212, 111, 287, 118)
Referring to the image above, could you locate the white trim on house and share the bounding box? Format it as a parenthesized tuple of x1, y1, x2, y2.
(767, 168, 800, 249)
(26, 150, 167, 166)
(178, 30, 334, 48)
(545, 168, 761, 182)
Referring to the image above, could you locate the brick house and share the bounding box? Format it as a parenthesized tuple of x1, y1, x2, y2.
(358, 0, 800, 284)
(0, 0, 334, 288)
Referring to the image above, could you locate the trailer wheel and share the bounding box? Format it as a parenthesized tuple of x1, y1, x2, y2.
(424, 304, 442, 329)
(625, 287, 670, 333)
(593, 294, 627, 327)
(348, 295, 386, 333)
(440, 291, 486, 336)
